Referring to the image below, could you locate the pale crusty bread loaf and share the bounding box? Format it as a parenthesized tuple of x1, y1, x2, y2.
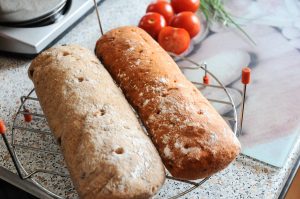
(95, 26, 241, 180)
(28, 45, 165, 199)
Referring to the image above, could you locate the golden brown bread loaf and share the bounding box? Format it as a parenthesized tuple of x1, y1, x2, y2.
(28, 45, 165, 199)
(95, 26, 241, 180)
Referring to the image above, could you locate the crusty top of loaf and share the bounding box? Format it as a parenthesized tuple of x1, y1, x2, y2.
(29, 45, 165, 198)
(96, 26, 241, 180)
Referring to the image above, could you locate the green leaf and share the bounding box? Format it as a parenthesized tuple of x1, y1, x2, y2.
(199, 0, 256, 45)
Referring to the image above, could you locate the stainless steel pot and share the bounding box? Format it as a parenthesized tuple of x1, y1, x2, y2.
(0, 0, 67, 27)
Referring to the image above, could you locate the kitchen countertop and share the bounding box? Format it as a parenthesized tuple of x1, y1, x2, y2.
(0, 0, 300, 198)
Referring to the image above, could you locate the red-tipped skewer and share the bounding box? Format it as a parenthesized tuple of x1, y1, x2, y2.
(0, 119, 23, 178)
(239, 67, 251, 135)
(203, 64, 209, 85)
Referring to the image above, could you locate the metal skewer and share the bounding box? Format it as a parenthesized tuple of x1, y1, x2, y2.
(93, 0, 104, 35)
(239, 67, 251, 135)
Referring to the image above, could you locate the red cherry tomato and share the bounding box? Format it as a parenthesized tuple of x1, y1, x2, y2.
(171, 0, 200, 13)
(146, 1, 174, 25)
(171, 11, 200, 38)
(158, 26, 190, 55)
(138, 12, 166, 39)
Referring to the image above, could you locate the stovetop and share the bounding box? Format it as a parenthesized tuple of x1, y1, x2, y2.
(0, 0, 101, 55)
(0, 0, 68, 27)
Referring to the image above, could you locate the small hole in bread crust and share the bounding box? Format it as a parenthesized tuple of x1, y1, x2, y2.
(100, 109, 105, 116)
(62, 51, 70, 56)
(184, 144, 190, 149)
(139, 49, 143, 54)
(174, 80, 177, 83)
(156, 110, 161, 114)
(167, 87, 179, 91)
(78, 77, 84, 82)
(115, 147, 124, 154)
(29, 69, 34, 78)
(169, 122, 175, 127)
(197, 110, 203, 115)
(57, 137, 61, 146)
(80, 172, 86, 179)
(151, 186, 156, 193)
(94, 109, 106, 116)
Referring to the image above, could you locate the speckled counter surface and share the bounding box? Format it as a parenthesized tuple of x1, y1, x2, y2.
(0, 0, 299, 198)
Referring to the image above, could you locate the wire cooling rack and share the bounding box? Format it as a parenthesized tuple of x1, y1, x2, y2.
(1, 56, 242, 199)
(0, 0, 248, 198)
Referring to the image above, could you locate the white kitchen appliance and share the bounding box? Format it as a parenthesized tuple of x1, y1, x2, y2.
(0, 0, 101, 55)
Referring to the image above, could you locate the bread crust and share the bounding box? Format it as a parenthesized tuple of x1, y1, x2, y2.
(29, 45, 165, 198)
(95, 26, 241, 180)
